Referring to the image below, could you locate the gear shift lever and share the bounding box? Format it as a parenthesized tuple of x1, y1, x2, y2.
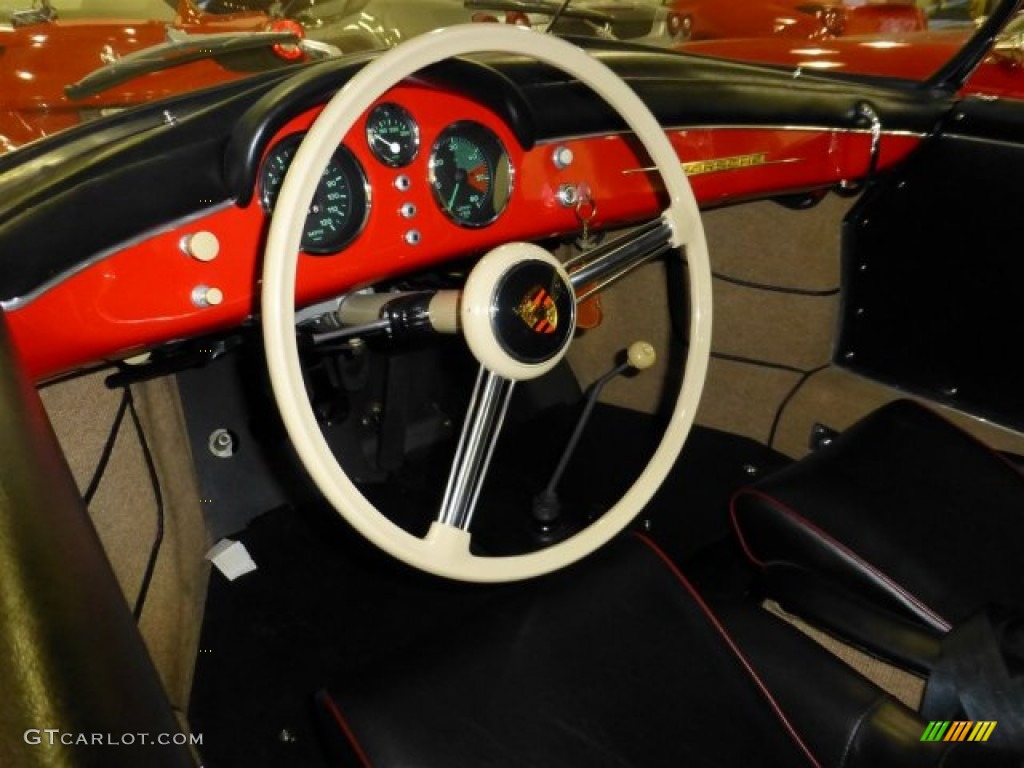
(532, 340, 657, 530)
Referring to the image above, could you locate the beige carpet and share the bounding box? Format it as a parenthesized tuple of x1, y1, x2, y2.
(765, 600, 926, 711)
(39, 371, 208, 713)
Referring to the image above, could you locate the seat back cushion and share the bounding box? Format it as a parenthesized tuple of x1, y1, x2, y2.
(732, 400, 1024, 632)
(318, 535, 825, 768)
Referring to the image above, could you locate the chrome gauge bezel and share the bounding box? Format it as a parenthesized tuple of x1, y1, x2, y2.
(365, 102, 420, 168)
(428, 121, 514, 229)
(259, 133, 371, 255)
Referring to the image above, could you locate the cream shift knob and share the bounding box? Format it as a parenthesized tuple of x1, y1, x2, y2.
(627, 340, 657, 371)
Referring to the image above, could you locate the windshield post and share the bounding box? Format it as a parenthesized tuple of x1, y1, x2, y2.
(928, 0, 1024, 90)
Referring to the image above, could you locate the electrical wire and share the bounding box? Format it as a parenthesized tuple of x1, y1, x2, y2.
(710, 350, 809, 375)
(83, 388, 130, 505)
(767, 364, 830, 450)
(83, 384, 165, 622)
(126, 387, 164, 621)
(702, 268, 838, 444)
(708, 350, 830, 449)
(712, 270, 839, 297)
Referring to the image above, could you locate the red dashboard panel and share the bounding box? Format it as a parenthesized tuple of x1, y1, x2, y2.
(6, 82, 921, 381)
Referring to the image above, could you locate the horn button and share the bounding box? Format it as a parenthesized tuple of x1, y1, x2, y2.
(461, 243, 577, 381)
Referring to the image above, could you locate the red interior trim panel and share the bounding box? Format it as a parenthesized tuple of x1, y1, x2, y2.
(5, 81, 921, 381)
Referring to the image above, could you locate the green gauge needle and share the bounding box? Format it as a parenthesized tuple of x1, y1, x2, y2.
(447, 184, 460, 212)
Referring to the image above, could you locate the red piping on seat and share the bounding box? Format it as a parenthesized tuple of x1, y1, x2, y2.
(321, 691, 373, 768)
(632, 531, 824, 768)
(729, 493, 768, 568)
(730, 488, 952, 632)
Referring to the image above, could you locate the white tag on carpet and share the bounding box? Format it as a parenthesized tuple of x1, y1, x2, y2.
(205, 538, 258, 581)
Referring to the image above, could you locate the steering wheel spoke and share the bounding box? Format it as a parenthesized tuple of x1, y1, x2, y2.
(565, 214, 676, 303)
(262, 24, 712, 582)
(438, 366, 516, 531)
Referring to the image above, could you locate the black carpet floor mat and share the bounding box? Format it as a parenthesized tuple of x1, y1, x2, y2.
(188, 410, 788, 767)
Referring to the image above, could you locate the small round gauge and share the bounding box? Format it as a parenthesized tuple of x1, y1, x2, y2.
(428, 121, 513, 228)
(259, 134, 370, 255)
(365, 103, 419, 168)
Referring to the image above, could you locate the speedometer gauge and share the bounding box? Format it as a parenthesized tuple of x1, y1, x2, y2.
(429, 121, 512, 228)
(259, 134, 370, 255)
(365, 103, 419, 167)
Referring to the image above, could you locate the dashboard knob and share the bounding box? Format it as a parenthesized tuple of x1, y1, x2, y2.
(181, 231, 220, 262)
(552, 145, 574, 169)
(192, 285, 224, 308)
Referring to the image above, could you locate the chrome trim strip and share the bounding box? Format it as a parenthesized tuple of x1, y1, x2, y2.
(536, 125, 926, 143)
(622, 155, 805, 177)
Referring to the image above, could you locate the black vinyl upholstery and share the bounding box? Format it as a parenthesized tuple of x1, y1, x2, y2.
(732, 400, 1024, 646)
(316, 534, 1006, 767)
(0, 312, 196, 768)
(730, 400, 1024, 757)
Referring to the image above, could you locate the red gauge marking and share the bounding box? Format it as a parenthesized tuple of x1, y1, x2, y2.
(466, 163, 490, 192)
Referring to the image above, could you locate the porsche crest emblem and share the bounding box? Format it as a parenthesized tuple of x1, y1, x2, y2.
(516, 285, 558, 335)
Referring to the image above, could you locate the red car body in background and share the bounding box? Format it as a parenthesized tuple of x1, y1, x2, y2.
(0, 0, 311, 152)
(681, 21, 1024, 98)
(669, 0, 927, 40)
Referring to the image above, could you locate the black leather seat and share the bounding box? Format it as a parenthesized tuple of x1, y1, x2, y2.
(732, 399, 1024, 669)
(315, 533, 1012, 767)
(731, 399, 1024, 754)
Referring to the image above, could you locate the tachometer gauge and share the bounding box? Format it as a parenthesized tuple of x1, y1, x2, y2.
(259, 134, 370, 255)
(365, 103, 419, 168)
(429, 121, 513, 228)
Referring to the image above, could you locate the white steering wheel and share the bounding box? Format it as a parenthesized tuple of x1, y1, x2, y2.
(262, 24, 712, 582)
